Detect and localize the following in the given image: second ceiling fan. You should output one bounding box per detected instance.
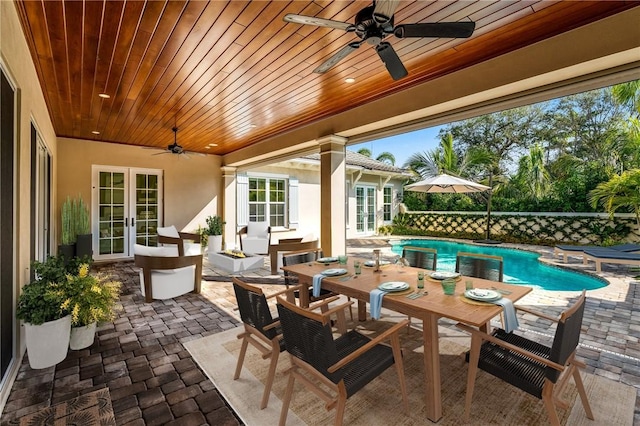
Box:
[284,0,475,81]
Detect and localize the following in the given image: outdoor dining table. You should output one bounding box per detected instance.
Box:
[281,257,532,422]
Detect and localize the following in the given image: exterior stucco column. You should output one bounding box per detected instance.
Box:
[221,166,237,250]
[318,136,347,256]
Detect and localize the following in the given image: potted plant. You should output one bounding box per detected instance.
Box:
[17,255,73,369]
[59,196,76,262]
[74,195,93,260]
[205,215,225,254]
[65,263,121,350]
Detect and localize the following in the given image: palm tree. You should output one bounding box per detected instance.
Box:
[376,152,396,165]
[403,133,462,179]
[588,168,640,228]
[357,148,372,157]
[513,144,550,200]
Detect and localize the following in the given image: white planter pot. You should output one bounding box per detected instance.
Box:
[208,235,223,254]
[70,322,97,350]
[24,315,71,369]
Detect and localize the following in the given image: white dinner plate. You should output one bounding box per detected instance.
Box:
[317,257,338,264]
[464,289,502,302]
[429,271,461,280]
[321,268,348,277]
[363,260,391,267]
[378,281,410,292]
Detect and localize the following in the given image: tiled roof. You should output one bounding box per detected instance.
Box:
[303,150,407,174]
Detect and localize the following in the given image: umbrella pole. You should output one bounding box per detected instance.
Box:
[475,172,500,244]
[485,187,493,240]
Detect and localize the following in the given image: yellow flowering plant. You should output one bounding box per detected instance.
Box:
[62,263,121,327]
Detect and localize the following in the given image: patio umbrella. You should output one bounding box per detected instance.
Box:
[404,173,499,244]
[405,173,490,193]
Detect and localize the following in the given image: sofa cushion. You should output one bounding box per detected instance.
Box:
[157,225,180,238]
[247,221,269,238]
[134,244,179,257]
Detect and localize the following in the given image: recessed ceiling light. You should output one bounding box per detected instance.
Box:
[91,131,100,135]
[249,124,257,128]
[208,143,218,147]
[98,93,110,99]
[345,78,355,83]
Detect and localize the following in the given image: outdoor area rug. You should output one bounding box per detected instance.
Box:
[9,388,115,426]
[185,322,636,426]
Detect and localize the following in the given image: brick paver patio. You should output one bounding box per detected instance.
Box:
[1,238,639,425]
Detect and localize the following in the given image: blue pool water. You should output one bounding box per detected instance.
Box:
[390,239,606,291]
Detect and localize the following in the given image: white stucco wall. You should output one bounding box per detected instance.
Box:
[247,163,405,241]
[57,138,223,241]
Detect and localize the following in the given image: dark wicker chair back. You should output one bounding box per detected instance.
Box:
[402,246,437,270]
[276,297,343,383]
[282,248,323,287]
[455,251,504,282]
[232,278,278,341]
[546,291,587,382]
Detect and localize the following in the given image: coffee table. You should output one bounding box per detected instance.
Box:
[208,251,264,273]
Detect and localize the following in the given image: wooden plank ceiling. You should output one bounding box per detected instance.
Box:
[14,0,637,156]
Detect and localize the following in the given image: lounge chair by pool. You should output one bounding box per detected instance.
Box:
[582,248,640,272]
[554,243,640,263]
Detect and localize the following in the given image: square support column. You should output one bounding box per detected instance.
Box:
[221,166,237,250]
[318,136,347,256]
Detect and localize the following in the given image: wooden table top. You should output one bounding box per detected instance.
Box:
[282,257,532,327]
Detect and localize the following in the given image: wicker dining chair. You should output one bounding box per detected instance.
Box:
[455,251,504,282]
[231,277,295,409]
[457,290,593,425]
[282,248,326,300]
[402,246,437,270]
[282,248,353,320]
[275,296,409,426]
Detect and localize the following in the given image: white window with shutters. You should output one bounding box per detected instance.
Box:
[237,173,298,231]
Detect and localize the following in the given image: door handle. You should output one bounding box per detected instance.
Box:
[125,218,128,227]
[131,217,135,227]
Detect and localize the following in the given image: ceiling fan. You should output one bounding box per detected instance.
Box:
[153,127,195,158]
[283,0,475,80]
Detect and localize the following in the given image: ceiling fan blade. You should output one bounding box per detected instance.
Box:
[394,22,476,39]
[373,0,400,24]
[376,42,407,81]
[314,42,361,74]
[283,14,353,31]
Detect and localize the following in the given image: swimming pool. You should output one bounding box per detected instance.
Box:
[390,239,606,291]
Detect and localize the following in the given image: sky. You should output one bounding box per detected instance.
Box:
[350,125,444,168]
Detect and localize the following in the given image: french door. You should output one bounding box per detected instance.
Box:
[0,68,16,391]
[92,166,163,260]
[355,186,376,234]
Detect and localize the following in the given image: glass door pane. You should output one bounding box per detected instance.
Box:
[356,187,365,232]
[134,172,159,246]
[366,187,376,233]
[97,171,127,256]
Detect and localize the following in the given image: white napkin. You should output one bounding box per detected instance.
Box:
[369,289,386,320]
[312,274,325,298]
[492,297,519,333]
